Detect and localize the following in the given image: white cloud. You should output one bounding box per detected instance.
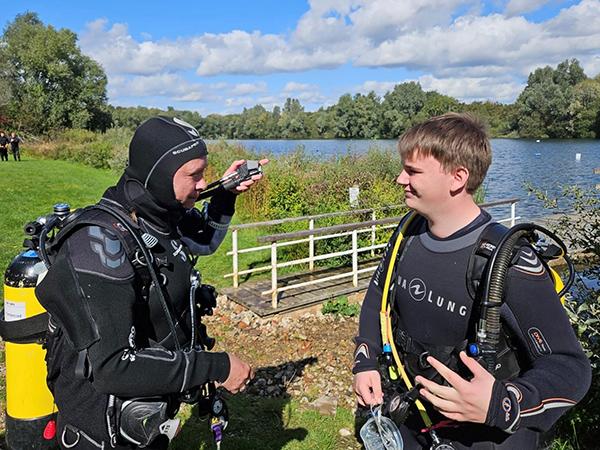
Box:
[230,82,268,95]
[225,96,256,107]
[504,0,550,17]
[349,0,475,39]
[80,19,196,76]
[283,82,316,93]
[580,54,600,78]
[81,2,600,81]
[418,74,525,103]
[79,0,600,109]
[107,74,215,103]
[355,81,400,96]
[544,0,600,37]
[356,14,537,71]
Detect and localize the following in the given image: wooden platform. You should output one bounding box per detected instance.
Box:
[220,262,376,317]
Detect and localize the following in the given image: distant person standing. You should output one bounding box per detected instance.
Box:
[0,132,8,161]
[9,132,21,161]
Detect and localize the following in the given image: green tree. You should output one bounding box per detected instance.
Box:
[0,75,12,125]
[311,107,333,138]
[197,114,226,138]
[239,105,271,138]
[353,92,382,139]
[417,91,460,121]
[0,13,111,133]
[381,82,426,138]
[333,93,355,138]
[278,98,307,138]
[461,101,516,137]
[570,78,600,138]
[515,59,588,138]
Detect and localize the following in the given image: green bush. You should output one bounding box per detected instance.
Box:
[322,296,360,317]
[103,127,131,171]
[268,175,309,218]
[56,128,97,144]
[75,141,113,168]
[527,185,600,449]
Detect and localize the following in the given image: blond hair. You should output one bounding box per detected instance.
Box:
[398,112,492,193]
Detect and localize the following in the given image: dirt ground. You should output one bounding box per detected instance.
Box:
[206,295,361,410]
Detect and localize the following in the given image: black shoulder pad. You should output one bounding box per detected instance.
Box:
[51,207,140,261]
[67,226,134,279]
[46,207,141,280]
[466,222,509,300]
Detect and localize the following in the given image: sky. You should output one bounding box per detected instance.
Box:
[3,0,600,115]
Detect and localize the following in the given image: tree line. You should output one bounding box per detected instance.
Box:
[1,13,600,140]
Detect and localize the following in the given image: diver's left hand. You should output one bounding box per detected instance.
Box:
[222,159,269,193]
[414,351,495,424]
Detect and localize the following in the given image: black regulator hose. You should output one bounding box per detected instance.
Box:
[477,222,574,373]
[478,226,529,372]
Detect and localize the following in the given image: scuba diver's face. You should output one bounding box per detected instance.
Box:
[397,153,455,215]
[173,157,208,209]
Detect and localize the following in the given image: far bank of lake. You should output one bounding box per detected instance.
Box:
[208,138,600,220]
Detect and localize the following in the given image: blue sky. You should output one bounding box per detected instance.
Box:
[3,1,599,115]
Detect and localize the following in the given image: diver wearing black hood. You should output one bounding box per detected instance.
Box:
[36,117,261,449]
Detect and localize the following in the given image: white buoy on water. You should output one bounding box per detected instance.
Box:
[576,153,582,161]
[536,139,540,143]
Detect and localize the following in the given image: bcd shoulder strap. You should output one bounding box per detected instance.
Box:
[466,221,510,301]
[0,205,143,345]
[43,203,156,380]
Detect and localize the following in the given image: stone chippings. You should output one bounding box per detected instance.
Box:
[206,295,361,412]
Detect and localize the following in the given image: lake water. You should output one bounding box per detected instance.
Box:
[210,138,600,220]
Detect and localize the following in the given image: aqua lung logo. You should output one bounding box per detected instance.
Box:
[408,278,427,301]
[502,396,512,422]
[398,275,468,317]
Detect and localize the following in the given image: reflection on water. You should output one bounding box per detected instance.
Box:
[210,138,600,220]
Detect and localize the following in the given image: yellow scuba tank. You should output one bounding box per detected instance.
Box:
[549,267,566,304]
[1,204,75,449]
[1,252,56,449]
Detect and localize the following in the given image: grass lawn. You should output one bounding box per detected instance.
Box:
[172,398,359,450]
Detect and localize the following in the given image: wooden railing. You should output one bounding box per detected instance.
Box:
[225,198,521,308]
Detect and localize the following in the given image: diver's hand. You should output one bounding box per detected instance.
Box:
[353,370,384,407]
[415,351,495,423]
[222,159,269,193]
[218,353,254,394]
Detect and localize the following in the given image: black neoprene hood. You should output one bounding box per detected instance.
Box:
[125,116,208,208]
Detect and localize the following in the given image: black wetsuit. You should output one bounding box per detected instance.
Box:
[36,174,237,449]
[10,136,20,161]
[354,211,591,449]
[0,135,8,161]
